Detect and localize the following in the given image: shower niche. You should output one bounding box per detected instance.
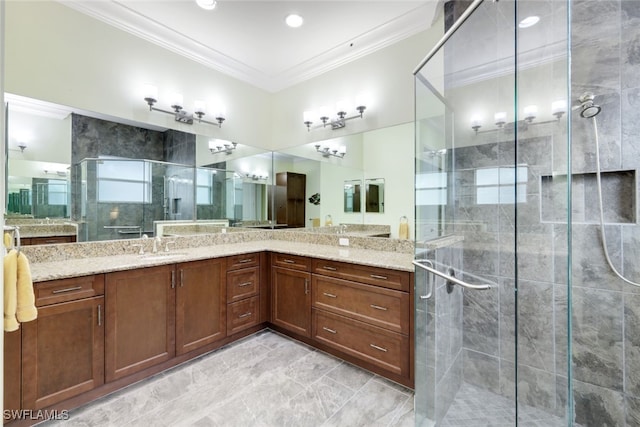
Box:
[541,169,636,223]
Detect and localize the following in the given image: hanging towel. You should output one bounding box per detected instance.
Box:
[4,250,19,332]
[16,252,37,323]
[4,232,12,249]
[399,222,410,239]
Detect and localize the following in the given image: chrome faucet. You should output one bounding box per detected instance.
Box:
[153,236,162,253]
[338,224,347,234]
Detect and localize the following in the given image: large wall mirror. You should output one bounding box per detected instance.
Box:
[5,94,415,241]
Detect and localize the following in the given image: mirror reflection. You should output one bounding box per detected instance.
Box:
[6,94,415,241]
[344,179,362,213]
[365,178,385,213]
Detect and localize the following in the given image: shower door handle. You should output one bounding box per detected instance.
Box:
[413,259,492,294]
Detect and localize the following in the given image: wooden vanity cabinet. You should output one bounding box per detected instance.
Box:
[226,253,261,335]
[105,265,175,382]
[176,258,227,355]
[22,275,105,410]
[4,329,22,423]
[310,259,413,386]
[271,253,312,338]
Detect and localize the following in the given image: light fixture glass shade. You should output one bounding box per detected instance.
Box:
[470,115,482,127]
[214,104,226,119]
[523,105,538,119]
[143,84,158,101]
[338,145,347,154]
[194,100,206,114]
[551,100,567,116]
[170,93,184,109]
[303,111,314,123]
[355,93,370,109]
[336,99,349,115]
[319,105,330,120]
[494,111,507,125]
[208,139,217,150]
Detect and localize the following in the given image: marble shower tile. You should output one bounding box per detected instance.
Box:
[463,349,500,395]
[573,379,625,427]
[462,282,500,356]
[621,87,640,170]
[624,293,640,397]
[571,224,626,292]
[499,362,557,414]
[572,287,624,391]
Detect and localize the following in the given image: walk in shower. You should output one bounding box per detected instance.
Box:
[414,0,640,425]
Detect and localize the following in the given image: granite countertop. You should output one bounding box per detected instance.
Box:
[29,240,414,283]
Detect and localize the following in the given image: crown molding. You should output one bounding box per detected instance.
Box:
[58,1,435,93]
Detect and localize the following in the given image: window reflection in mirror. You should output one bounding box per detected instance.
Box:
[344,179,362,213]
[365,178,385,213]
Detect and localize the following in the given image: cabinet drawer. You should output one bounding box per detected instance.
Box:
[227,253,260,270]
[272,253,311,271]
[313,309,409,377]
[35,274,105,306]
[227,267,259,302]
[312,259,410,292]
[312,275,409,334]
[227,296,259,335]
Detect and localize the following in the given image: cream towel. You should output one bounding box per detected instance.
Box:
[399,222,409,240]
[311,218,320,228]
[4,232,12,249]
[4,250,19,332]
[16,252,37,323]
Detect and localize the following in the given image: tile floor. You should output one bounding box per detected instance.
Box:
[42,330,415,427]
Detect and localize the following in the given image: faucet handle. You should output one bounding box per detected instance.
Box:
[131,243,145,255]
[164,241,176,252]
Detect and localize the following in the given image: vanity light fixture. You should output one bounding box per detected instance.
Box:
[304,94,368,131]
[551,100,567,119]
[17,141,27,152]
[472,100,567,134]
[470,116,482,134]
[209,139,237,154]
[314,143,347,159]
[523,105,538,123]
[142,84,226,128]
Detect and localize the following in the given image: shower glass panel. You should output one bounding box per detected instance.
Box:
[414,0,570,425]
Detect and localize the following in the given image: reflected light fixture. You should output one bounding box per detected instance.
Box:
[518,16,540,28]
[472,100,567,134]
[143,84,226,127]
[551,100,567,119]
[470,116,482,134]
[523,105,538,123]
[304,94,368,131]
[209,139,237,154]
[314,144,347,159]
[17,141,27,152]
[196,0,217,10]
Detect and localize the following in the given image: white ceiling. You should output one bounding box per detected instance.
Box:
[60,0,440,92]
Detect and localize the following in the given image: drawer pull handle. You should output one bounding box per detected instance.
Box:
[370,344,388,352]
[171,271,176,289]
[305,279,309,295]
[370,304,388,311]
[97,304,102,327]
[370,274,388,280]
[283,259,295,264]
[51,286,83,294]
[238,312,252,318]
[238,259,253,263]
[322,326,337,334]
[180,270,184,287]
[323,266,337,271]
[238,282,253,287]
[323,292,337,298]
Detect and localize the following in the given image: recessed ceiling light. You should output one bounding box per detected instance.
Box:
[285,14,304,28]
[196,0,217,11]
[518,16,540,28]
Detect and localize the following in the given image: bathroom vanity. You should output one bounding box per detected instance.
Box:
[4,235,413,425]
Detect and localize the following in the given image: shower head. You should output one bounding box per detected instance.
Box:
[578,92,601,118]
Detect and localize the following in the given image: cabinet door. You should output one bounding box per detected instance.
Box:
[22,296,104,409]
[176,259,226,355]
[105,265,175,382]
[5,329,21,421]
[271,266,311,337]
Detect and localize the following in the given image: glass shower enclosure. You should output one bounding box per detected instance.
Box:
[414,0,571,425]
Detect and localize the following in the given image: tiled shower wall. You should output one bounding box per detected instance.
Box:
[71,114,197,240]
[569,1,640,425]
[442,0,640,424]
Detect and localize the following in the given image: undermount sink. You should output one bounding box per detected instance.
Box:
[139,252,189,261]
